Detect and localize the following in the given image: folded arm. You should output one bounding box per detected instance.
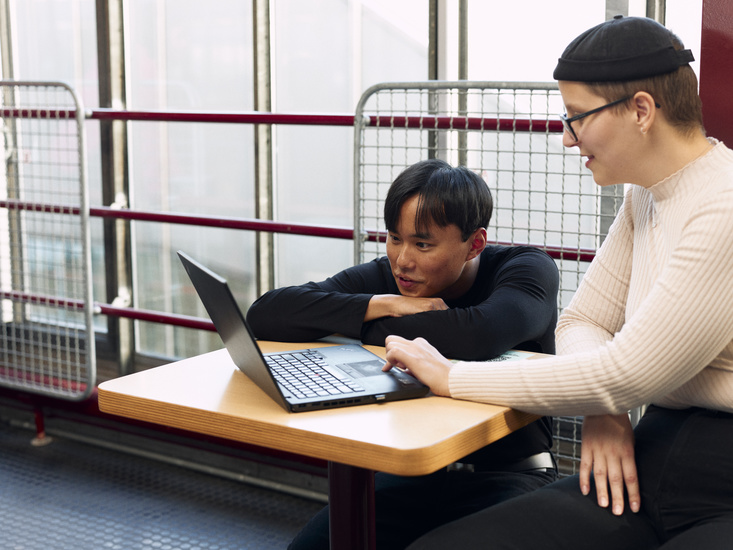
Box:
[362,247,559,360]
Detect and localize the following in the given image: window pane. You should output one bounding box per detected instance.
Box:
[126,0,255,358]
[465,1,702,82]
[272,0,428,287]
[466,1,607,82]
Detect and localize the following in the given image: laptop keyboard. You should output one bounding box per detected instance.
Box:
[265,350,366,400]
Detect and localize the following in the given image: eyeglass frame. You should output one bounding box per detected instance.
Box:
[559,96,632,142]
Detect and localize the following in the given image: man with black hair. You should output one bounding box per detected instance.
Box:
[247,158,560,550]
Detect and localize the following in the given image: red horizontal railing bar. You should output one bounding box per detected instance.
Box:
[91,110,564,133]
[0,365,88,392]
[0,199,81,216]
[0,107,355,126]
[0,107,564,133]
[0,199,355,240]
[0,289,85,311]
[539,243,596,263]
[93,110,565,133]
[359,231,595,263]
[96,303,216,332]
[0,199,81,215]
[370,115,564,133]
[482,241,594,263]
[0,289,216,332]
[91,206,357,240]
[0,108,76,119]
[90,108,357,126]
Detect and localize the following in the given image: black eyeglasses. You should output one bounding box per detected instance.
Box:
[560,96,632,142]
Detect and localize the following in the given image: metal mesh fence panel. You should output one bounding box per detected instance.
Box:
[354,81,625,475]
[0,81,95,400]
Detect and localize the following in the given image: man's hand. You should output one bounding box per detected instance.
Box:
[364,294,448,322]
[382,335,452,396]
[580,414,640,516]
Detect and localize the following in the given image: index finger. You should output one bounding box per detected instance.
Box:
[382,335,409,371]
[579,447,593,496]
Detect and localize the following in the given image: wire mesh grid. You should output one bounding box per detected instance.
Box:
[0,81,95,400]
[354,81,625,475]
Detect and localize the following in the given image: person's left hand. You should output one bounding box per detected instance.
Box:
[382,335,452,396]
[580,413,640,516]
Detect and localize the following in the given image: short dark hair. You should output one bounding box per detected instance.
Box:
[384,159,493,242]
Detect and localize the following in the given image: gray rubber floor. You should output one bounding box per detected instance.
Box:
[0,423,323,549]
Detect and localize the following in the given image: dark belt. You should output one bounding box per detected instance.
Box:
[446,451,556,474]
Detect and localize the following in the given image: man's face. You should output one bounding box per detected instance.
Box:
[386,194,476,300]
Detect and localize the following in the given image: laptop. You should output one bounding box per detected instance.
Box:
[177,251,429,412]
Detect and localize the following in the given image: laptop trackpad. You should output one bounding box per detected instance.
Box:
[336,360,385,379]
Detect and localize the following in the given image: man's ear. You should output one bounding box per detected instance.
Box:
[466,228,487,261]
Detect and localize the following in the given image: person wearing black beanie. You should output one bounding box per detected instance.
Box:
[381,16,733,550]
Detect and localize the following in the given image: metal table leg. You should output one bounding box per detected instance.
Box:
[328,461,376,550]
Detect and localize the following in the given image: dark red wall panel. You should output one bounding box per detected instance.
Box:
[700,0,733,145]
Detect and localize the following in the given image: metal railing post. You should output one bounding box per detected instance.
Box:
[96,0,134,375]
[0,1,23,327]
[253,0,275,295]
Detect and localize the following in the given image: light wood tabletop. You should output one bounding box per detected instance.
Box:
[97,342,539,476]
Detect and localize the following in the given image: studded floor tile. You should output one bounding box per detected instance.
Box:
[0,424,323,549]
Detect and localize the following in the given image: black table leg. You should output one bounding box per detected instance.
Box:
[328,461,376,550]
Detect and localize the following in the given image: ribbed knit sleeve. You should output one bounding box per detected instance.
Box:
[449,141,733,416]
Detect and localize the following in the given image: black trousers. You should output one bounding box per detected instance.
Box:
[288,466,555,550]
[407,406,733,550]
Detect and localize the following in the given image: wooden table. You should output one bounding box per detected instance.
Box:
[98,341,540,550]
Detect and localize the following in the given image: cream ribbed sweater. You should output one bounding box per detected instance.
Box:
[450,139,733,416]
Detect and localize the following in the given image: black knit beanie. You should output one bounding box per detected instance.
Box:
[553,15,694,82]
